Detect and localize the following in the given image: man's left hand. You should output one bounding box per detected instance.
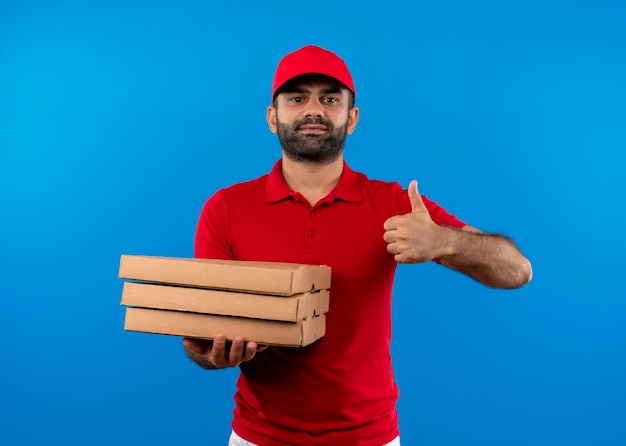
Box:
[383,180,447,264]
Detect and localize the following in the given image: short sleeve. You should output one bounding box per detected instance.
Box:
[194,190,235,260]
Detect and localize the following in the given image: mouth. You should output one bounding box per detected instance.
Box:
[297,124,327,134]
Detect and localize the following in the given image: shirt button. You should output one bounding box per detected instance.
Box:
[309,230,315,238]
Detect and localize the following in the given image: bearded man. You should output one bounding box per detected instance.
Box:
[183,45,532,446]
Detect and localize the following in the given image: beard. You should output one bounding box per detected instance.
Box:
[276,116,348,165]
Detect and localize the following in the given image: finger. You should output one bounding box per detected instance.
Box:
[242,342,266,362]
[383,226,397,242]
[386,240,399,255]
[242,342,257,362]
[408,180,427,213]
[212,334,226,351]
[383,217,394,231]
[228,337,245,365]
[209,334,227,363]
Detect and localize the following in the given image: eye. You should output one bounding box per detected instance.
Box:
[323,97,338,104]
[289,96,304,103]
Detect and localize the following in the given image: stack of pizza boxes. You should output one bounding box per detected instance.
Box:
[119,255,330,347]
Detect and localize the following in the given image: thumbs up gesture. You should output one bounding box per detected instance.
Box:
[383,180,447,264]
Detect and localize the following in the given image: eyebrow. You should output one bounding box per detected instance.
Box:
[283,85,343,95]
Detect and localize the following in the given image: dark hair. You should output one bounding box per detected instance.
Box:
[273,74,355,109]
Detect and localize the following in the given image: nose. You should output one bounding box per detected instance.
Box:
[303,97,324,119]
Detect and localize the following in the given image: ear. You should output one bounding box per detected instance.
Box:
[267,105,278,134]
[346,106,359,135]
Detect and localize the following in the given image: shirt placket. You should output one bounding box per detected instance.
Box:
[304,206,318,250]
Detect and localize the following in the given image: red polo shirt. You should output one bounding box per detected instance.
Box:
[195,160,465,445]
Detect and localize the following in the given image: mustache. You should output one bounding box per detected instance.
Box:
[294,118,334,130]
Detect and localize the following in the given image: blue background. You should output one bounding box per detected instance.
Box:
[1,1,625,445]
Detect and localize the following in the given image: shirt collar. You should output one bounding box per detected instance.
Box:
[266,159,362,204]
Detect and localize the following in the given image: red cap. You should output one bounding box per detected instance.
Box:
[271,45,355,101]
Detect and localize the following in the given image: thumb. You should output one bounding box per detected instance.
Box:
[408,180,427,213]
[183,337,208,354]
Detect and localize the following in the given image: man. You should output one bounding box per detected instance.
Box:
[183,45,532,446]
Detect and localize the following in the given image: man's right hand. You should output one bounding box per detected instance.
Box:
[182,335,268,369]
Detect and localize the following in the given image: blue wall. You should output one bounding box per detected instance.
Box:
[2,1,625,444]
